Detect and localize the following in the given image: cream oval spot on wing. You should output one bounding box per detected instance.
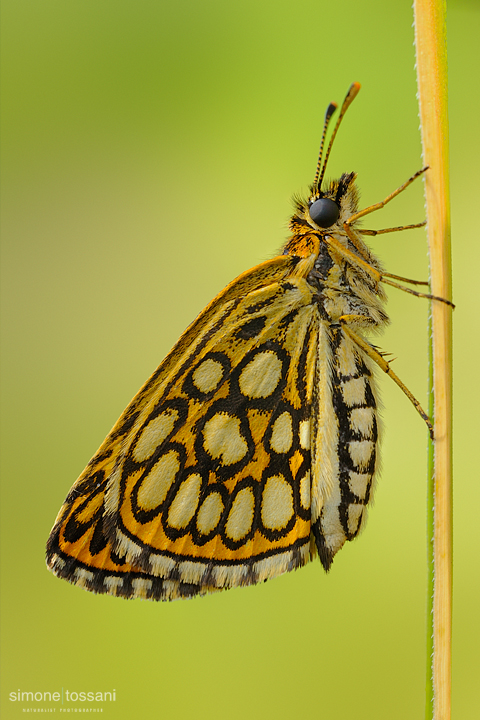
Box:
[270,412,293,454]
[136,450,180,510]
[299,420,310,450]
[238,351,283,398]
[133,409,179,462]
[167,473,202,529]
[224,487,255,541]
[192,358,225,394]
[299,471,311,510]
[261,474,294,530]
[203,412,248,465]
[196,492,224,535]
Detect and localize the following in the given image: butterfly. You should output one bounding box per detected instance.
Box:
[46,82,451,601]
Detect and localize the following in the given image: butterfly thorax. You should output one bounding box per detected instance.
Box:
[283,173,389,330]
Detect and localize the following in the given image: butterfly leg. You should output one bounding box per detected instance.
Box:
[339,168,427,256]
[345,167,428,226]
[322,234,454,307]
[381,272,429,286]
[339,319,434,439]
[323,233,382,285]
[380,277,455,307]
[359,221,426,236]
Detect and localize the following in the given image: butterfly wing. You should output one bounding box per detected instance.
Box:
[47,254,323,600]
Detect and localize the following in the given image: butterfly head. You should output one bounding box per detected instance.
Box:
[288,171,360,244]
[305,171,359,230]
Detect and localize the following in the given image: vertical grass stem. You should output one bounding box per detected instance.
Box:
[413,1,453,719]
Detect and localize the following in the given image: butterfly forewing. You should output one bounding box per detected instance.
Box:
[47,260,336,600]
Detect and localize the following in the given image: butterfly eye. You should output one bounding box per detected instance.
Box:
[309,197,340,228]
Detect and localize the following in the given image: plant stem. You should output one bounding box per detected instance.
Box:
[413,1,453,719]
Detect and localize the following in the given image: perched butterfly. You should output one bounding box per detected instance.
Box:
[46,83,451,601]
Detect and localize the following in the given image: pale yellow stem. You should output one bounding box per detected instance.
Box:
[413,2,453,720]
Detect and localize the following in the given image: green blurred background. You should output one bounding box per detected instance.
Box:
[1,1,478,718]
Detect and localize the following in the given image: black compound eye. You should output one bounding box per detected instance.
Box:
[309,197,340,228]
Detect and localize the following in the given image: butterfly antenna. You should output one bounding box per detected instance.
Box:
[317,82,361,191]
[312,101,338,195]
